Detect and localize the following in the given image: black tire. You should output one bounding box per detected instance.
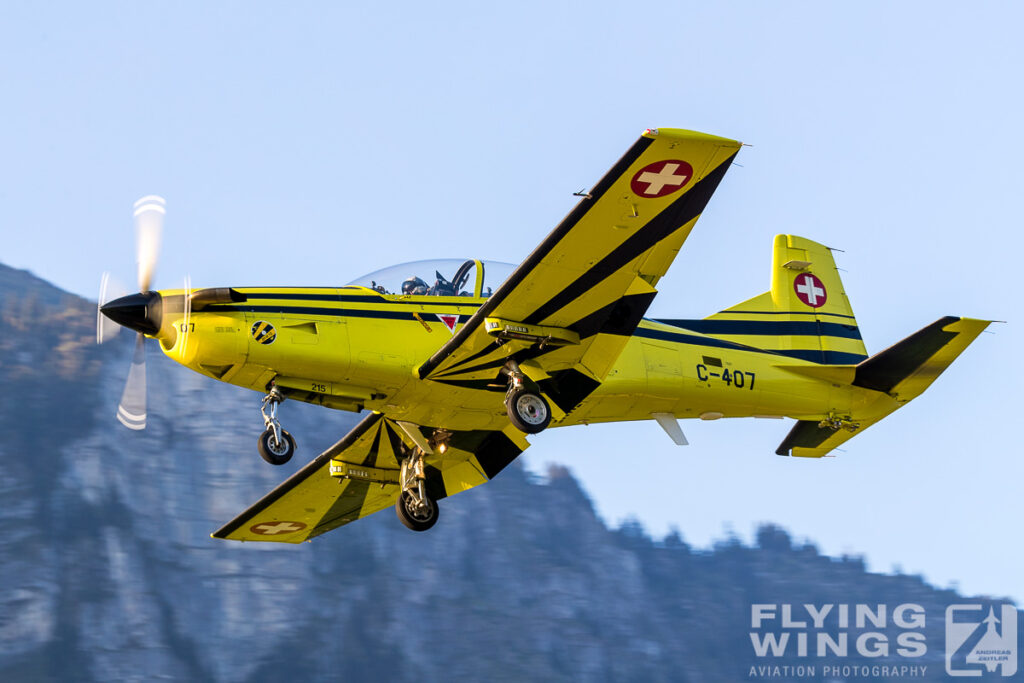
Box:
[506,389,551,434]
[395,490,439,532]
[257,428,296,465]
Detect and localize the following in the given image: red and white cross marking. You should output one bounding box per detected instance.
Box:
[793,273,827,308]
[436,314,458,335]
[250,521,307,536]
[630,160,694,198]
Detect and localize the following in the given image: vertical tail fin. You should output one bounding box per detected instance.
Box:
[666,235,869,364]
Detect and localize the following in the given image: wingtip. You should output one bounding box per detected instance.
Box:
[642,127,742,147]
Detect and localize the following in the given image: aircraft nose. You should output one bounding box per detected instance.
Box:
[100,291,163,335]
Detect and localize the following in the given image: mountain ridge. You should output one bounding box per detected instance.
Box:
[0,262,1018,683]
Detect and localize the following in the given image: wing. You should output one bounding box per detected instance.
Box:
[418,128,741,415]
[212,412,529,543]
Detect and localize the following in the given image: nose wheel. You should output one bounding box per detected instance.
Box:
[258,387,296,465]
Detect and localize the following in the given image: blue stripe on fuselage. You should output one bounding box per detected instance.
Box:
[633,326,867,365]
[655,318,862,340]
[202,299,867,365]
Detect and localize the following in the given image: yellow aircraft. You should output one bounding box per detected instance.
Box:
[97,128,989,543]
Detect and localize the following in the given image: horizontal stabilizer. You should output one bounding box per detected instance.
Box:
[851,316,989,400]
[774,416,898,458]
[776,316,990,457]
[776,420,845,457]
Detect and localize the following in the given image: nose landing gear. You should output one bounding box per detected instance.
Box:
[258,387,296,465]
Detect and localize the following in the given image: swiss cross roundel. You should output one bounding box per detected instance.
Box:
[630,160,694,198]
[250,521,307,536]
[794,273,827,308]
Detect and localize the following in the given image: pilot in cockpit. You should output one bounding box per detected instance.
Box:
[401,266,471,296]
[401,276,429,296]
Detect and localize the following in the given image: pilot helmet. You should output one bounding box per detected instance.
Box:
[401,276,428,295]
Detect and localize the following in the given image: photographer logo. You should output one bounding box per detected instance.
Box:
[946,604,1017,677]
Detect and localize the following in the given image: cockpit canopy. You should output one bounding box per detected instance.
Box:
[346,259,515,299]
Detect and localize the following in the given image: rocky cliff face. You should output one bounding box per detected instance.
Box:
[0,264,1018,683]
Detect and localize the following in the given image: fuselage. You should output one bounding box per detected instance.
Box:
[151,285,895,432]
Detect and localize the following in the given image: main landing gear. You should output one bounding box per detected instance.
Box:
[396,447,439,531]
[502,361,551,434]
[258,387,296,465]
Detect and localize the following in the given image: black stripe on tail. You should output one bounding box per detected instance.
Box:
[852,316,959,393]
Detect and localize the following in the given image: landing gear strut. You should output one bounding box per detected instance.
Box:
[503,361,551,434]
[395,448,439,531]
[258,386,296,465]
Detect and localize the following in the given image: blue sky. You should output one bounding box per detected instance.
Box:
[2,3,1021,600]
